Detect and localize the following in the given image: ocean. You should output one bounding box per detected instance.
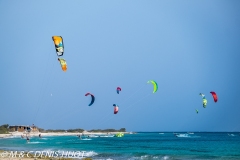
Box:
[0,132,240,160]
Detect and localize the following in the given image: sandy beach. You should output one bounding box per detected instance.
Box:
[0,131,131,138]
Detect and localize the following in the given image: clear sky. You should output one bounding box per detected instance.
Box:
[0,0,240,132]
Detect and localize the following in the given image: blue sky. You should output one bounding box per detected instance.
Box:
[0,0,239,132]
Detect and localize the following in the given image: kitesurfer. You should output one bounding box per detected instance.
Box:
[26,136,30,143]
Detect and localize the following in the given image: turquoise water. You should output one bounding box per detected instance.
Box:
[0,132,240,159]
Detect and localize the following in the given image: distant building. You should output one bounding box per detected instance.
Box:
[8,125,39,132]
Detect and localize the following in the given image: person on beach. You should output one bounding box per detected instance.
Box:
[39,134,42,138]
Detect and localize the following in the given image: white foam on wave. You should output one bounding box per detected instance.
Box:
[82,138,92,140]
[175,134,201,138]
[99,135,114,137]
[3,136,20,139]
[162,155,170,160]
[94,155,171,160]
[93,159,112,160]
[83,151,98,157]
[175,134,190,138]
[28,142,46,144]
[136,155,170,160]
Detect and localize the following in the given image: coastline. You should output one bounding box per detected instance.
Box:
[0,131,131,138]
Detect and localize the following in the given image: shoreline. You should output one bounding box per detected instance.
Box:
[0,131,132,138]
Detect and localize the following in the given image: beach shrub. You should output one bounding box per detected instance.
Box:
[0,124,9,134]
[45,128,84,133]
[45,129,66,132]
[119,128,126,132]
[38,127,46,133]
[67,128,84,133]
[89,128,126,132]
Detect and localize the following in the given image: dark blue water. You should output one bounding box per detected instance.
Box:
[0,132,240,159]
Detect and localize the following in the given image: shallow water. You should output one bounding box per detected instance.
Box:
[1,132,240,159]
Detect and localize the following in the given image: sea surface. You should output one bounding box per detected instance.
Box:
[0,132,240,160]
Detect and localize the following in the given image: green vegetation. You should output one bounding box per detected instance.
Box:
[0,124,126,134]
[89,128,126,132]
[0,124,9,134]
[44,128,125,133]
[38,127,46,133]
[44,128,84,133]
[45,129,67,132]
[67,128,84,133]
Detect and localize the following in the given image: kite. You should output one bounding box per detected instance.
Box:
[85,93,95,106]
[116,87,121,94]
[199,93,207,108]
[210,91,218,102]
[115,133,124,137]
[147,80,158,93]
[52,36,64,56]
[196,109,199,114]
[113,104,119,114]
[58,58,67,72]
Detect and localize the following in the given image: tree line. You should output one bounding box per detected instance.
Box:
[0,124,126,134]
